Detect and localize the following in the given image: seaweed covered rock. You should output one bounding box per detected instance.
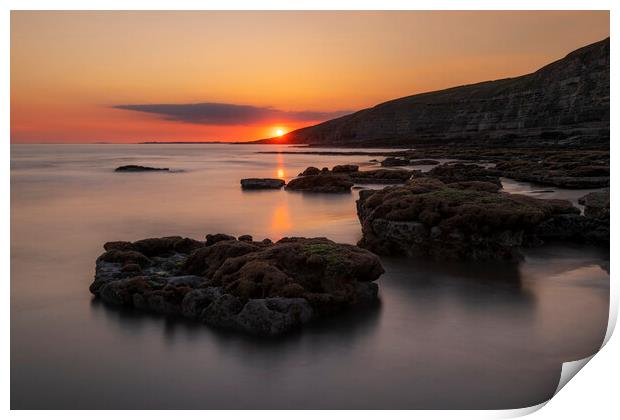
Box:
[579,190,610,218]
[410,159,440,165]
[356,178,582,260]
[332,164,359,173]
[298,166,321,176]
[381,157,410,167]
[349,169,418,184]
[286,174,353,193]
[90,235,384,336]
[426,163,501,186]
[495,153,610,189]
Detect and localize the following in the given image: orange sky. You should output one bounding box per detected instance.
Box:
[10,11,609,143]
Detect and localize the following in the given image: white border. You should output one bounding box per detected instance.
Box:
[2,1,617,418]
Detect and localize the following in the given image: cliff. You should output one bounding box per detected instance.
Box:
[260,38,609,148]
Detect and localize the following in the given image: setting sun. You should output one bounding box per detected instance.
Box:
[276,129,285,137]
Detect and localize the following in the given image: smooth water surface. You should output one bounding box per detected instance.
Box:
[11,144,609,409]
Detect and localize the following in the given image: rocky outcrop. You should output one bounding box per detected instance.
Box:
[115,165,169,172]
[332,164,359,173]
[381,157,410,167]
[356,178,586,260]
[299,166,322,176]
[579,190,609,218]
[290,165,417,186]
[410,159,440,165]
[349,168,417,184]
[259,38,609,148]
[494,153,609,188]
[240,178,285,190]
[385,147,609,189]
[90,235,384,336]
[285,174,353,193]
[426,163,501,186]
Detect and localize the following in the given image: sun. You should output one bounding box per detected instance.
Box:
[275,128,285,137]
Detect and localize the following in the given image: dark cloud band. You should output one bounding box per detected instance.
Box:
[113,102,349,125]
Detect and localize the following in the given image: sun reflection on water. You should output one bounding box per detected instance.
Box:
[271,203,292,238]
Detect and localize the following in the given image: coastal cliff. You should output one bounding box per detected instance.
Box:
[260,38,609,148]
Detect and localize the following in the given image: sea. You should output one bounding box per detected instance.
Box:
[10,144,609,409]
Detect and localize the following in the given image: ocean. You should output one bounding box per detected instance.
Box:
[10,144,609,409]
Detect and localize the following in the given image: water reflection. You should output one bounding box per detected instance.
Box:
[271,203,292,236]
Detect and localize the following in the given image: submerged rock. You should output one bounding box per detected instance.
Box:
[240,178,285,190]
[115,165,169,172]
[356,177,585,260]
[90,235,383,336]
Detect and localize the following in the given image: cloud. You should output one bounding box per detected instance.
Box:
[112,102,350,125]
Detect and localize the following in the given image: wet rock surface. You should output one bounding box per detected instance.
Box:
[115,165,170,172]
[240,178,285,189]
[355,177,602,261]
[90,235,384,336]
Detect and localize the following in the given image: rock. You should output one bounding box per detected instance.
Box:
[445,181,501,193]
[495,158,610,189]
[90,235,384,336]
[238,234,253,242]
[299,166,321,176]
[132,236,183,256]
[236,298,314,336]
[205,233,236,246]
[381,157,409,167]
[356,177,581,260]
[410,159,440,165]
[349,169,417,184]
[427,163,501,186]
[115,165,169,172]
[97,249,151,267]
[104,241,135,251]
[285,175,353,193]
[199,293,244,329]
[240,178,285,190]
[184,239,261,277]
[181,287,223,319]
[578,190,610,218]
[332,164,359,173]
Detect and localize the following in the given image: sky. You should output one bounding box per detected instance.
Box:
[11,11,609,144]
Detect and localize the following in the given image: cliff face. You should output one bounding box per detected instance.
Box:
[265,38,609,147]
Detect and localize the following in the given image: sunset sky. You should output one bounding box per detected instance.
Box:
[11,11,609,143]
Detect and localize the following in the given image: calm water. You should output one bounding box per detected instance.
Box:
[11,144,609,409]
